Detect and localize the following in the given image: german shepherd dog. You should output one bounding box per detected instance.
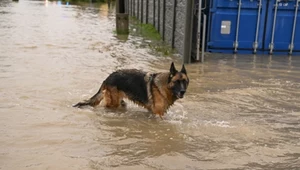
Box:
[73,62,189,119]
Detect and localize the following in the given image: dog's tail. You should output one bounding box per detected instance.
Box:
[73,84,104,108]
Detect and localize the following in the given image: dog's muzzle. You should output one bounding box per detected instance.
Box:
[176,90,185,99]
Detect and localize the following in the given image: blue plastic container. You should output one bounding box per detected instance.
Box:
[207,0,268,54]
[264,0,300,55]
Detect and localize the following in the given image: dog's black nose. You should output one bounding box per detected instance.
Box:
[180,90,185,96]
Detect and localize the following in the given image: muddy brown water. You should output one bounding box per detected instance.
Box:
[1,1,300,170]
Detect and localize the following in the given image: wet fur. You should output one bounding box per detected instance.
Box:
[73,62,189,118]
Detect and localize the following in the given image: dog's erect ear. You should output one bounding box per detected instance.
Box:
[169,62,177,75]
[181,64,187,74]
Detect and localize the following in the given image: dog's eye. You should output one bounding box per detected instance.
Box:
[181,80,188,84]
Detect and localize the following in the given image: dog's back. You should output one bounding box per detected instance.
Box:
[73,69,149,108]
[103,69,148,104]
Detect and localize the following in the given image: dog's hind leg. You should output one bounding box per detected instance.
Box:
[102,86,125,108]
[73,86,104,108]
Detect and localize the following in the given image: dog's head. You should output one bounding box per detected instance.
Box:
[168,62,189,99]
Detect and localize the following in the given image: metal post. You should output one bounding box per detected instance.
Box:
[183,0,194,64]
[171,0,177,48]
[234,0,242,53]
[196,0,203,61]
[116,0,129,34]
[289,0,299,55]
[270,0,279,54]
[116,0,126,13]
[253,0,262,54]
[201,14,207,63]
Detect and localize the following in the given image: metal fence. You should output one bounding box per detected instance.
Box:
[126,0,187,57]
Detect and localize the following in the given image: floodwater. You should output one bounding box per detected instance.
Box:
[1,1,300,170]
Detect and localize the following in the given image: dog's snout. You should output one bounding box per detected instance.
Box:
[180,90,186,95]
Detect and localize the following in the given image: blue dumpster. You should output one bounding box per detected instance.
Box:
[207,0,268,54]
[264,0,300,55]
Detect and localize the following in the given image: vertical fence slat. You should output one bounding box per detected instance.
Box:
[131,0,133,16]
[126,0,128,14]
[158,0,160,33]
[153,0,156,28]
[137,0,140,20]
[128,0,130,14]
[146,0,148,23]
[162,0,165,41]
[171,0,177,48]
[124,0,127,14]
[129,0,131,15]
[141,0,144,23]
[133,0,135,17]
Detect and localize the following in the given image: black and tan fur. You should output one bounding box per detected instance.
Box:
[73,62,189,119]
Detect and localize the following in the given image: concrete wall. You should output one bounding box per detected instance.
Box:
[127,0,187,56]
